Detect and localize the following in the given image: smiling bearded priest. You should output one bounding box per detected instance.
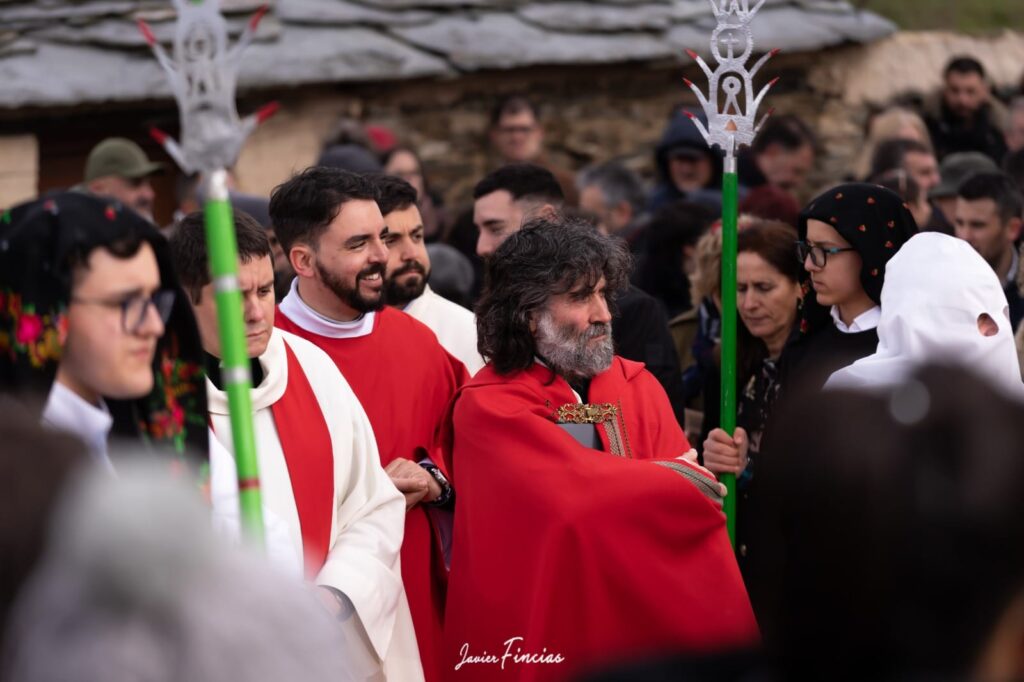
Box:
[270,167,468,682]
[170,211,423,681]
[441,217,758,682]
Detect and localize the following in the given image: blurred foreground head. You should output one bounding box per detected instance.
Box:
[2,462,357,682]
[0,405,86,641]
[753,365,1024,681]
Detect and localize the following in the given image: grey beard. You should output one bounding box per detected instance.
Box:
[535,311,614,380]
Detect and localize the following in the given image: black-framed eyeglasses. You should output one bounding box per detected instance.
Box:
[71,289,176,334]
[796,241,857,268]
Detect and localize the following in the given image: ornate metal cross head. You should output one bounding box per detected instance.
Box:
[682,0,778,168]
[138,0,277,175]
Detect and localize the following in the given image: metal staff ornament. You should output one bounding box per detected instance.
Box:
[140,0,276,543]
[138,0,278,174]
[682,0,778,546]
[682,0,777,172]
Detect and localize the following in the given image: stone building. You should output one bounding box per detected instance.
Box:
[1,0,1022,222]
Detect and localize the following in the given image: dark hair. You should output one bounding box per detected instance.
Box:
[490,95,539,127]
[476,216,632,375]
[752,364,1024,679]
[738,220,801,287]
[576,161,646,215]
[472,163,565,205]
[872,168,924,205]
[381,144,421,169]
[869,138,933,180]
[752,114,817,154]
[1002,148,1024,197]
[66,231,146,278]
[637,200,715,315]
[736,220,801,382]
[373,174,418,217]
[945,55,986,79]
[739,185,801,226]
[170,210,271,303]
[268,167,377,254]
[957,171,1024,223]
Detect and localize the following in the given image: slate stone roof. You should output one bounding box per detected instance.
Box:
[0,0,895,109]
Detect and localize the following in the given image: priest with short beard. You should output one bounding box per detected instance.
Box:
[269,167,468,682]
[441,217,758,681]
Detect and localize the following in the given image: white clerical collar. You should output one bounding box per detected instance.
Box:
[278,277,375,339]
[830,305,881,334]
[42,381,114,469]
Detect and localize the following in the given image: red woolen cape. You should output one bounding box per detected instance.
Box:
[277,306,467,682]
[441,358,758,681]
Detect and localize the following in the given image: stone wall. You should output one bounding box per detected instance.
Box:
[236,30,1024,212]
[235,56,822,209]
[0,134,38,208]
[6,29,1017,217]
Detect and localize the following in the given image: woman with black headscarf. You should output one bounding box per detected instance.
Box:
[702,183,917,592]
[780,182,918,391]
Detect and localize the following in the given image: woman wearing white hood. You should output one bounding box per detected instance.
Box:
[826,232,1024,398]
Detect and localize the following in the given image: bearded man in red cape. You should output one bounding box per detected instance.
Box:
[442,217,758,681]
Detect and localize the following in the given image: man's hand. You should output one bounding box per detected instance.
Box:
[702,427,750,476]
[385,458,441,511]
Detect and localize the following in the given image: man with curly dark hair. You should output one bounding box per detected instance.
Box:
[441,216,757,682]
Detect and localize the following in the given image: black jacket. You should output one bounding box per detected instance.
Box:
[612,286,687,427]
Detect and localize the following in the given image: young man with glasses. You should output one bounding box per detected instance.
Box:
[784,183,918,393]
[0,192,208,467]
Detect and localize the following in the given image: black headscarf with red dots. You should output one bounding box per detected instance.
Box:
[796,183,918,336]
[0,192,208,462]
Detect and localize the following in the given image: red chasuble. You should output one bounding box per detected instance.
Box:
[441,358,758,682]
[277,306,467,682]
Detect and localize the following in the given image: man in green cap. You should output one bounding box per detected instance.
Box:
[83,137,165,223]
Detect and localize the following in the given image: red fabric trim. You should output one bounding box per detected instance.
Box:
[272,341,335,578]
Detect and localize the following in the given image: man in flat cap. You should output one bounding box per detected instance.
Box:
[83,137,164,223]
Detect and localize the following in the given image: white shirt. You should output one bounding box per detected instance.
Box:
[42,381,114,470]
[830,305,881,334]
[278,278,374,339]
[404,285,485,375]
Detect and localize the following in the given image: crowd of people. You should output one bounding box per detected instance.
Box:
[3,52,1024,681]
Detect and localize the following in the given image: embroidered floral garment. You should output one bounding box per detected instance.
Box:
[0,193,207,462]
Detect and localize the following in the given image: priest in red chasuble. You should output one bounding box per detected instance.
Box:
[269,167,467,682]
[442,217,758,681]
[170,211,423,681]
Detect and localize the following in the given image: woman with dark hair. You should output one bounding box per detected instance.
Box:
[703,185,917,571]
[382,145,447,242]
[701,220,802,571]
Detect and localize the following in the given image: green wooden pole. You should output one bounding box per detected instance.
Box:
[720,165,739,547]
[205,170,264,543]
